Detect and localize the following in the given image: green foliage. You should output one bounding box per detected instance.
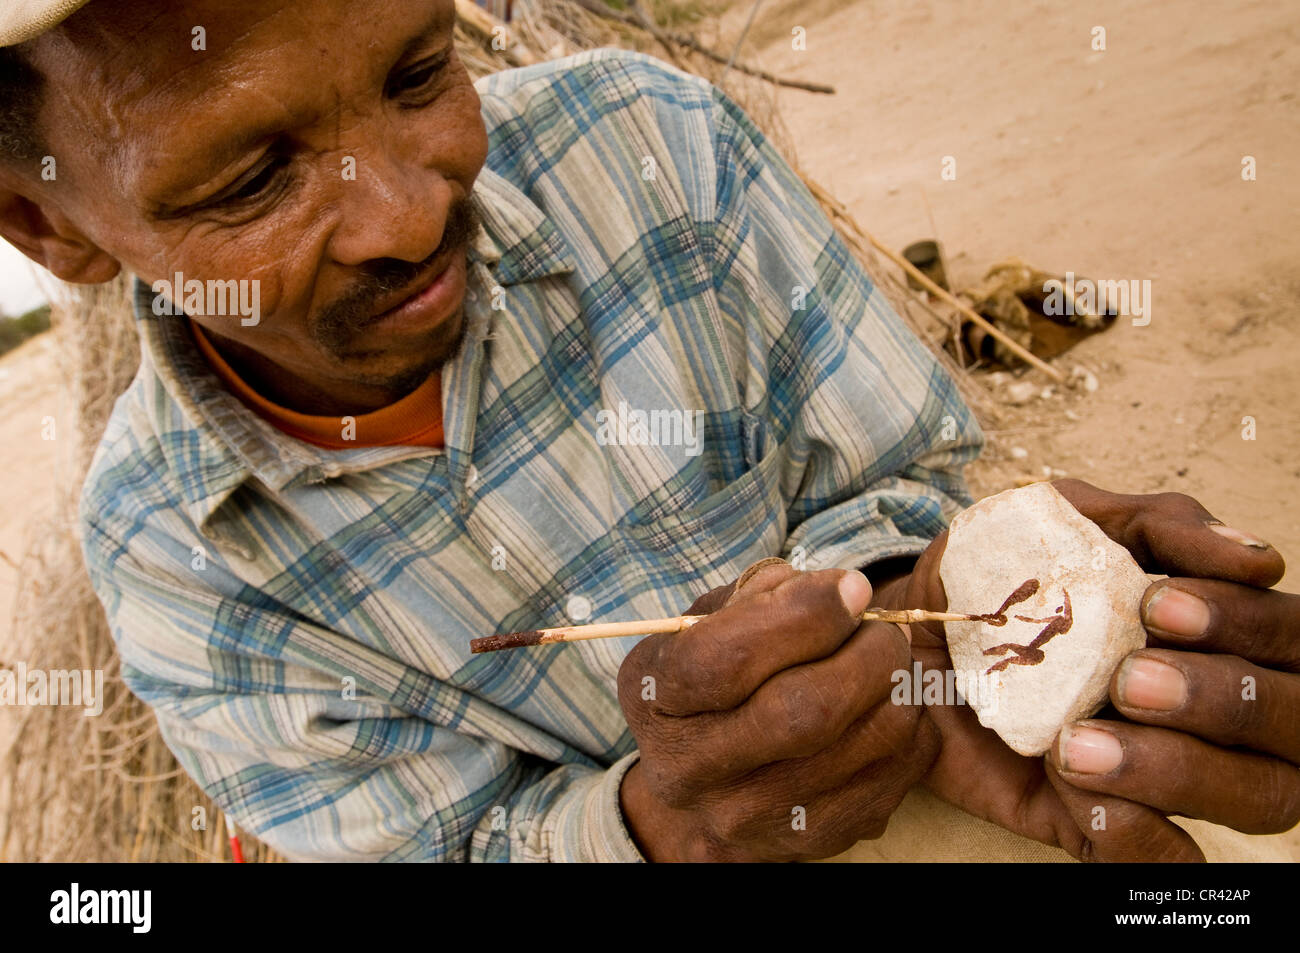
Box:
[0,302,51,356]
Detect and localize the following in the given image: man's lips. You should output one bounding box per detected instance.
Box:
[364,253,453,325]
[360,251,467,336]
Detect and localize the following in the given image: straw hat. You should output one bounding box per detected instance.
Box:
[0,0,92,47]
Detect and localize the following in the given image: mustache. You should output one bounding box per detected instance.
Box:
[312,197,480,351]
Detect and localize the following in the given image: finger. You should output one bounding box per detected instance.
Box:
[1141,578,1300,672]
[1048,719,1300,835]
[682,558,794,616]
[789,726,941,859]
[907,530,951,644]
[718,621,915,776]
[754,727,941,862]
[683,585,735,617]
[1052,479,1285,587]
[650,568,873,714]
[744,694,923,796]
[725,557,796,605]
[914,668,1084,849]
[1044,765,1205,862]
[618,621,915,816]
[655,620,912,793]
[1111,648,1300,763]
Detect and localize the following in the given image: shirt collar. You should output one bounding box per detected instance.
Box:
[475,166,575,286]
[131,164,575,545]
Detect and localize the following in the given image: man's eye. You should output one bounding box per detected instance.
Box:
[397,65,438,92]
[221,158,286,205]
[389,53,450,98]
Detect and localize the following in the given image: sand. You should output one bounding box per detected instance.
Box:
[723,0,1299,578]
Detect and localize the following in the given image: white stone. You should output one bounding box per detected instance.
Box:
[1069,366,1100,393]
[940,483,1151,756]
[1004,380,1038,405]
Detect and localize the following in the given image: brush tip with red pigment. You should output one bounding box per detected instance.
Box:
[470,629,548,654]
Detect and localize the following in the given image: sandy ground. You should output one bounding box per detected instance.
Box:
[0,0,1296,858]
[725,0,1299,578]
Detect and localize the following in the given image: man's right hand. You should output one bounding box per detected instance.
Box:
[616,559,940,862]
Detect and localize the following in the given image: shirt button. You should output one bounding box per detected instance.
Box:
[565,595,593,622]
[466,464,478,487]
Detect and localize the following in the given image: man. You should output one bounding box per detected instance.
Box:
[1,0,1295,862]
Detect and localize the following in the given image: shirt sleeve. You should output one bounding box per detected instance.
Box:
[706,84,984,572]
[78,507,645,863]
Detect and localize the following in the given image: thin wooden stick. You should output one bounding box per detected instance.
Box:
[568,0,835,94]
[861,608,984,625]
[721,0,765,84]
[801,177,1066,382]
[658,25,835,94]
[470,608,984,653]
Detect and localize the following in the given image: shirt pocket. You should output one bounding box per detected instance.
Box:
[611,446,788,598]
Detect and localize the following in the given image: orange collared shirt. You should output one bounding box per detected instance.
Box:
[188,319,444,449]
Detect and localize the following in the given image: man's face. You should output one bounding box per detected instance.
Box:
[26,0,489,412]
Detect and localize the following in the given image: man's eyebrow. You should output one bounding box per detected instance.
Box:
[393,6,457,69]
[150,5,456,205]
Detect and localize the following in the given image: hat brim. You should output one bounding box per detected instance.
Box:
[1,0,94,47]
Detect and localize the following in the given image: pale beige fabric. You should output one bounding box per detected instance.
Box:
[0,0,91,47]
[825,787,1300,862]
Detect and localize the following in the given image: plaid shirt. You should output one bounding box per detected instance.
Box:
[79,49,982,861]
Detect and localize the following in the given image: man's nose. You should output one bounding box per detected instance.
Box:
[327,146,454,267]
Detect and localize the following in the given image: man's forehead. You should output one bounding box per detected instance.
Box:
[41,0,281,77]
[29,0,454,190]
[28,1,299,142]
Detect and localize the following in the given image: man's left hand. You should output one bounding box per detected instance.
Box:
[899,479,1300,861]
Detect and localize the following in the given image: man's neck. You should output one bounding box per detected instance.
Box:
[195,324,412,416]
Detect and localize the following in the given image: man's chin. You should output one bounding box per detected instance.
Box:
[333,308,467,395]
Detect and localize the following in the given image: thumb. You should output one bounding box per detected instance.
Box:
[682,557,792,616]
[723,556,795,607]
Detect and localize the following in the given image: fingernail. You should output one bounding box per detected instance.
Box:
[1208,522,1271,550]
[732,557,790,593]
[838,570,872,616]
[1143,586,1209,638]
[1118,655,1187,710]
[1059,725,1123,774]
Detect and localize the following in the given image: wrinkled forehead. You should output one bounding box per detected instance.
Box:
[23,0,452,181]
[32,0,300,101]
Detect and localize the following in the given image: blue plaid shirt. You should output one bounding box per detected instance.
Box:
[79,49,982,861]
